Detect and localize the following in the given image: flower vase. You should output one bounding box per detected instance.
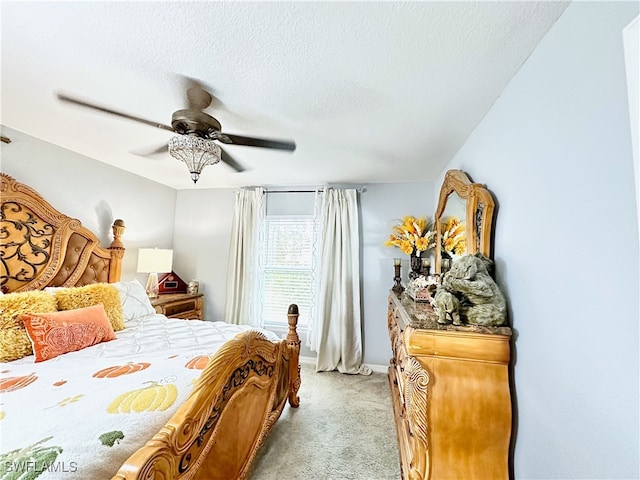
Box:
[409,252,422,280]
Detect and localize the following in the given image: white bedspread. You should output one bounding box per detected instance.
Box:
[0,315,279,479]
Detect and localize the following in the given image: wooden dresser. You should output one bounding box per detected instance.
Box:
[151,293,204,320]
[387,291,512,480]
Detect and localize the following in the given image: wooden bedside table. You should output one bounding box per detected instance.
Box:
[151,293,204,320]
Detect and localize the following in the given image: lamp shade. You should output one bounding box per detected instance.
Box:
[137,248,173,274]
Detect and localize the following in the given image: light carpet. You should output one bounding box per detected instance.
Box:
[248,363,401,480]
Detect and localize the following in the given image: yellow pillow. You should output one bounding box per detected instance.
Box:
[0,290,58,362]
[54,283,125,332]
[22,304,117,362]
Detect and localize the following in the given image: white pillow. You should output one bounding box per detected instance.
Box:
[113,279,155,322]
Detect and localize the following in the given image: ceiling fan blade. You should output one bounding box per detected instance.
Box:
[56,92,174,132]
[218,133,296,151]
[219,146,245,172]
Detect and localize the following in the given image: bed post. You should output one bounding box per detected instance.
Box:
[286,304,301,408]
[108,219,126,283]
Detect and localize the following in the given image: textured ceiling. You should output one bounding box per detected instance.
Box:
[1,1,569,189]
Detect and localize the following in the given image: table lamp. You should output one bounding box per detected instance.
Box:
[137,248,173,298]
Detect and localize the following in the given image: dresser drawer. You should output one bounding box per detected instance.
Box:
[152,294,204,320]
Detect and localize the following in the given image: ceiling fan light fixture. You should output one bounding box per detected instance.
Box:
[168,135,221,183]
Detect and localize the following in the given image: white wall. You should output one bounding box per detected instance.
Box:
[173,188,236,322]
[437,2,639,478]
[623,15,640,255]
[1,126,177,282]
[361,182,435,367]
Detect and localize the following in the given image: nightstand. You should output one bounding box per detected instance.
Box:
[151,293,204,320]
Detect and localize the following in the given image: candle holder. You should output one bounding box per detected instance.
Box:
[392,258,404,294]
[421,257,431,277]
[441,258,452,274]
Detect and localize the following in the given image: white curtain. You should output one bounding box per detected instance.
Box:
[224,187,264,326]
[307,188,371,375]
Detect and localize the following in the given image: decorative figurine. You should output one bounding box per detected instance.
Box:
[187,280,200,295]
[437,254,507,327]
[433,286,461,325]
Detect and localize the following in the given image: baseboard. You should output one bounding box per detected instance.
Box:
[368,363,389,374]
[299,356,316,365]
[299,356,388,375]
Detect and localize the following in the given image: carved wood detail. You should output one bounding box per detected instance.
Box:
[113,313,301,480]
[286,304,301,407]
[404,355,430,480]
[434,169,495,274]
[0,200,55,290]
[0,173,125,291]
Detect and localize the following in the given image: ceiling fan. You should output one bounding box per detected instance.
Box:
[56,79,296,182]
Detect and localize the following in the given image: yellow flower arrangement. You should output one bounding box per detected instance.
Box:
[441,217,466,256]
[385,216,436,256]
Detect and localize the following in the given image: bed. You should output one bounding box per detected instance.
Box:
[0,172,301,480]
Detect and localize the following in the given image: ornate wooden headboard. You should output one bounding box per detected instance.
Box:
[1,173,125,293]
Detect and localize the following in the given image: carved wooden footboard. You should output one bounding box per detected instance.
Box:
[113,304,301,480]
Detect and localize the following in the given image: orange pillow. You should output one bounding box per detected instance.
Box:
[21,304,116,362]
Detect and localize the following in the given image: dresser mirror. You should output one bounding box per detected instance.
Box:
[434,169,495,273]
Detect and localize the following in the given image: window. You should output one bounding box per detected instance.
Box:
[257,192,318,331]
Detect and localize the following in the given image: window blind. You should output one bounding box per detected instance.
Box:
[259,217,316,329]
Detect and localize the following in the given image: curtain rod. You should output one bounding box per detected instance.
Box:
[265,190,317,194]
[265,187,366,194]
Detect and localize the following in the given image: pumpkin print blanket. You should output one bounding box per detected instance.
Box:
[0,314,279,479]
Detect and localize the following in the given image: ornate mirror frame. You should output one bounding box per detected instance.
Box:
[434,169,496,273]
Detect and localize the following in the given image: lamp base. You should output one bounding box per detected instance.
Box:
[145,272,160,299]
